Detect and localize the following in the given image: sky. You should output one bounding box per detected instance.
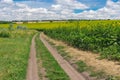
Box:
[0,0,120,20]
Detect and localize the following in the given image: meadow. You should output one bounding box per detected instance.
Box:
[0,20,120,79]
[1,20,120,61]
[0,25,70,79]
[0,28,36,80]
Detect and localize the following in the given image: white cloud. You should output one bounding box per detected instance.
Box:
[15,3,28,8]
[51,4,61,11]
[0,1,51,20]
[49,0,89,19]
[1,0,13,3]
[0,0,120,20]
[74,0,120,19]
[56,0,89,10]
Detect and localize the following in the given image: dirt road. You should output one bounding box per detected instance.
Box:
[26,34,39,80]
[40,34,86,80]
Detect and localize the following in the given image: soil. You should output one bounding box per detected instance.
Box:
[42,33,120,77]
[40,34,86,80]
[26,34,39,80]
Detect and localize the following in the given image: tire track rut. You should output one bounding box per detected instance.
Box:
[40,34,86,80]
[26,34,39,80]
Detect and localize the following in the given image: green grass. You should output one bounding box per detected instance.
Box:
[0,30,36,80]
[35,33,70,80]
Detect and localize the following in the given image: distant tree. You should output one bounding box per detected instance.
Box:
[50,20,53,23]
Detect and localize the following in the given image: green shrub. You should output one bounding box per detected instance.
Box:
[0,30,10,38]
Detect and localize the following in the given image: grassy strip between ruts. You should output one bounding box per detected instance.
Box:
[0,30,36,80]
[35,33,70,80]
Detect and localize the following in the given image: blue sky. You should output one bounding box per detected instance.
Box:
[12,0,118,10]
[13,0,106,10]
[0,0,120,20]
